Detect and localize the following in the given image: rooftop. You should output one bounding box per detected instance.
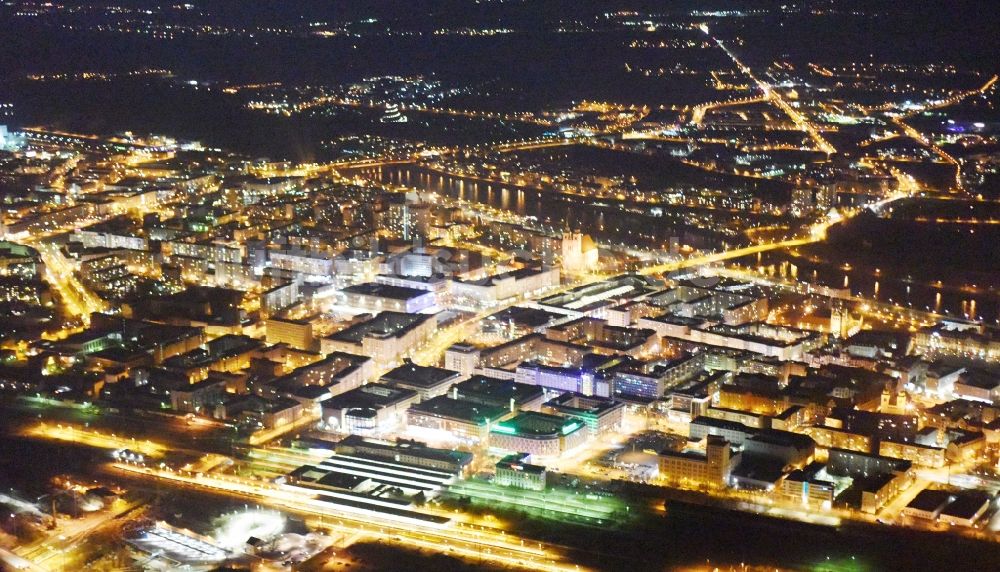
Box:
[906,489,954,513]
[691,415,756,434]
[487,306,561,329]
[731,457,786,485]
[538,274,658,312]
[381,361,460,389]
[747,429,816,452]
[452,375,544,407]
[497,454,546,475]
[491,411,584,438]
[327,312,430,344]
[940,492,992,520]
[544,392,622,416]
[408,396,508,425]
[342,282,429,301]
[336,434,473,471]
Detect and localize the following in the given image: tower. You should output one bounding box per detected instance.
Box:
[561,229,583,272]
[381,103,407,123]
[706,435,732,484]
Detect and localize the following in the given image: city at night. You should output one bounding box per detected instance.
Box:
[1,1,999,571]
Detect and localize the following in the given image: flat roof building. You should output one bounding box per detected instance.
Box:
[690,416,757,447]
[340,282,436,313]
[256,351,373,402]
[939,492,992,527]
[780,462,836,508]
[450,375,545,412]
[537,274,658,317]
[495,453,547,491]
[903,489,955,521]
[322,382,419,433]
[452,266,559,305]
[543,392,625,435]
[381,361,462,400]
[322,312,435,366]
[407,396,509,443]
[335,434,473,474]
[265,316,315,351]
[743,429,816,469]
[490,411,588,458]
[515,361,612,398]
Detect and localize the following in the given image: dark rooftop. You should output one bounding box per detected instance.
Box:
[747,429,816,452]
[408,396,507,424]
[342,282,429,301]
[940,492,992,520]
[906,489,955,513]
[381,361,460,389]
[452,375,543,408]
[328,312,430,344]
[487,306,561,329]
[323,383,418,410]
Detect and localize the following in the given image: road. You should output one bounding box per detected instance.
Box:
[0,546,46,571]
[637,227,826,276]
[689,94,768,126]
[638,181,926,277]
[14,499,145,570]
[883,75,997,192]
[297,136,576,178]
[1,398,235,457]
[703,27,836,155]
[34,242,107,324]
[110,463,586,572]
[20,422,166,458]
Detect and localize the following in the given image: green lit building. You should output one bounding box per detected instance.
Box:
[490,411,587,458]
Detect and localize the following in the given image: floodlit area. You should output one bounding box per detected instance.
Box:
[445,479,632,525]
[0,493,44,518]
[21,422,166,457]
[211,508,286,550]
[128,522,230,566]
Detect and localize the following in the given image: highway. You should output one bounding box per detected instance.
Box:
[703,27,836,155]
[889,115,963,190]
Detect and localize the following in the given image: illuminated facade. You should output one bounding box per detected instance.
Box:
[490,412,588,458]
[560,230,598,274]
[658,435,732,488]
[494,454,547,491]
